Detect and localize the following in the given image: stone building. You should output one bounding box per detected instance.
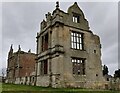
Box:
[6,45,36,85]
[36,2,105,88]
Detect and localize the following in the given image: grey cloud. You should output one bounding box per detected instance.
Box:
[2,2,55,69]
[107,63,118,76]
[102,43,118,64]
[102,43,118,75]
[118,1,120,69]
[78,2,118,75]
[2,2,118,75]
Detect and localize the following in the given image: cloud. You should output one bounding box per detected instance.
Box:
[0,3,2,71]
[102,43,118,63]
[2,2,55,70]
[78,2,118,75]
[2,2,118,75]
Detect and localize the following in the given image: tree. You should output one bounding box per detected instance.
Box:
[103,65,109,76]
[114,69,120,78]
[1,68,6,83]
[1,68,6,77]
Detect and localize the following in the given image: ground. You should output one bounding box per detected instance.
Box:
[1,83,119,93]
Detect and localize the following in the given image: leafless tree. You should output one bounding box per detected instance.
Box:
[1,68,6,82]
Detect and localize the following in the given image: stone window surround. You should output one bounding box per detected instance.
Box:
[41,33,49,52]
[71,31,84,50]
[40,59,48,75]
[72,12,80,23]
[71,57,85,75]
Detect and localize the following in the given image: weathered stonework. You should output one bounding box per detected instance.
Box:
[36,2,105,89]
[6,45,36,85]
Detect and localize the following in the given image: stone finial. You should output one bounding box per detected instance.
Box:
[45,14,48,19]
[41,19,47,29]
[9,44,13,53]
[10,44,13,50]
[8,44,13,57]
[46,12,52,21]
[28,49,31,53]
[56,1,59,9]
[18,45,21,51]
[48,12,51,16]
[74,2,77,5]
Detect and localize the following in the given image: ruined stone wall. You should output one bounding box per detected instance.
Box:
[6,49,36,84]
[36,2,104,89]
[58,25,104,88]
[19,53,36,77]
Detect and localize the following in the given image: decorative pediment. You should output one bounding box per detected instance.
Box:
[67,2,85,18]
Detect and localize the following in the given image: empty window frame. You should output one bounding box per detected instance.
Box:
[40,60,48,75]
[72,13,80,23]
[41,33,49,51]
[72,58,85,75]
[71,31,84,50]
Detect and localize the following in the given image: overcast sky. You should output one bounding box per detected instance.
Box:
[1,2,118,76]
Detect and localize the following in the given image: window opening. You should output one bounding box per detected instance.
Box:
[72,58,85,75]
[71,31,84,50]
[73,13,80,23]
[41,33,49,51]
[41,59,48,75]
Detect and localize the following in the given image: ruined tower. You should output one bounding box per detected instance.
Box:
[36,2,104,88]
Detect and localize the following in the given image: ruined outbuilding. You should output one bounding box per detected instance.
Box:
[6,45,36,85]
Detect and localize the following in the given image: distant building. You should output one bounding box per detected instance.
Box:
[6,45,36,85]
[104,74,112,82]
[0,76,6,83]
[35,2,105,89]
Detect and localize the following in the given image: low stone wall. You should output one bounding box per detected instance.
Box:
[109,78,120,90]
[14,76,35,85]
[36,76,50,87]
[5,76,120,90]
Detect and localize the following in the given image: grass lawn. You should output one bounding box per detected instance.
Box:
[0,83,2,93]
[1,83,119,93]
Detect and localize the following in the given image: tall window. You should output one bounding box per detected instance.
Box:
[73,13,80,23]
[71,31,84,50]
[72,58,85,75]
[41,33,49,51]
[41,60,48,75]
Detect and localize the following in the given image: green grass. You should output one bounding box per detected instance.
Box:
[1,83,119,93]
[0,83,2,93]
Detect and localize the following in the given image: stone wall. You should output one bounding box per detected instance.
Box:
[36,2,104,89]
[109,78,120,90]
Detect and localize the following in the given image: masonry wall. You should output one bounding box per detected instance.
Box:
[7,53,16,83]
[50,25,104,88]
[19,53,36,77]
[6,49,36,84]
[36,23,104,88]
[36,2,105,89]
